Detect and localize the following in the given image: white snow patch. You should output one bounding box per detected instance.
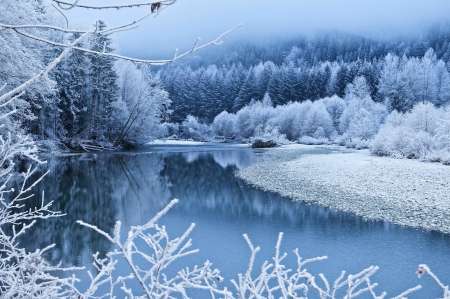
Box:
[237,144,450,234]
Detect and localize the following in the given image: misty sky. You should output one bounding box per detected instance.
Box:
[63,0,450,59]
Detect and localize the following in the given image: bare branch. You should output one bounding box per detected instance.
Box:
[52,3,69,28]
[0,23,86,34]
[53,0,177,10]
[10,24,242,66]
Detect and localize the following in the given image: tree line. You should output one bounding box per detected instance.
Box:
[160,40,450,123]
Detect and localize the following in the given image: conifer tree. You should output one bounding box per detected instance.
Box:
[87,20,119,141]
[54,33,89,139]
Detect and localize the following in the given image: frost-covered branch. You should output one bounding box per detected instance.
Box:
[53,0,176,11]
[0,0,241,110]
[417,264,450,299]
[8,23,242,66]
[230,232,422,299]
[77,199,231,299]
[0,165,82,298]
[0,31,89,104]
[0,23,86,33]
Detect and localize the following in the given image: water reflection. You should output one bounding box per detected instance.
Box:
[16,145,450,298]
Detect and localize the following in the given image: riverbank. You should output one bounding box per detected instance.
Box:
[236,144,450,234]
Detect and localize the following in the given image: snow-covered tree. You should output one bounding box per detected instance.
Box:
[371,102,450,162]
[301,101,334,139]
[85,20,119,142]
[53,33,89,139]
[338,76,387,147]
[112,61,171,147]
[345,76,371,100]
[212,110,236,138]
[324,95,347,131]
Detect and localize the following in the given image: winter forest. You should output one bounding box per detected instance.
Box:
[3,0,450,160]
[3,0,450,298]
[160,28,450,162]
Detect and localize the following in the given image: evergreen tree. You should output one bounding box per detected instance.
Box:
[267,67,284,106]
[54,33,89,138]
[224,63,244,112]
[86,21,119,141]
[335,65,351,97]
[280,63,299,103]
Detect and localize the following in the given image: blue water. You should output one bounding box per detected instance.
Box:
[20,144,450,298]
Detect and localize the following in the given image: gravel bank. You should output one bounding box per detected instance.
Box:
[237,144,450,234]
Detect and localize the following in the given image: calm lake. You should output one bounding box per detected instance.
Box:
[21,144,450,298]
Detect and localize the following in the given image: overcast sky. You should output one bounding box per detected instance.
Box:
[63,0,450,59]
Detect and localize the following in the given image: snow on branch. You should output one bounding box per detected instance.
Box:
[0,23,86,34]
[1,0,176,34]
[75,199,432,299]
[53,0,176,11]
[9,23,242,66]
[0,165,82,298]
[76,198,231,298]
[230,232,425,299]
[417,264,450,298]
[0,31,90,104]
[0,189,447,298]
[0,0,241,105]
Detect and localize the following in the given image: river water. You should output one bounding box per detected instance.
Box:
[20,144,450,298]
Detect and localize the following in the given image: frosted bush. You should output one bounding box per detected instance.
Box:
[334,133,368,149]
[161,122,180,139]
[234,106,255,139]
[371,125,408,157]
[267,103,301,140]
[298,136,331,145]
[371,124,437,159]
[440,151,450,165]
[405,102,441,135]
[406,131,437,159]
[324,95,347,130]
[436,113,450,149]
[346,137,372,150]
[425,149,450,164]
[247,102,275,134]
[347,108,379,140]
[211,110,236,139]
[251,124,290,145]
[339,98,387,148]
[371,103,450,163]
[181,115,211,141]
[290,100,314,140]
[301,101,335,139]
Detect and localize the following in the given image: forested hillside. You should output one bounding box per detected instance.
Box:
[155,24,450,164]
[2,0,450,159]
[159,24,450,122]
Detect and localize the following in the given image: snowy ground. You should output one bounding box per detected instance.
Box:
[237,144,450,234]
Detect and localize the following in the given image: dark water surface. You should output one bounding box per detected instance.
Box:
[21,144,450,297]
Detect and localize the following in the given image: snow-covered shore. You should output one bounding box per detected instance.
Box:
[236,144,450,234]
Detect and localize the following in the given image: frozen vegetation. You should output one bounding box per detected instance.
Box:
[2,0,450,297]
[173,78,450,165]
